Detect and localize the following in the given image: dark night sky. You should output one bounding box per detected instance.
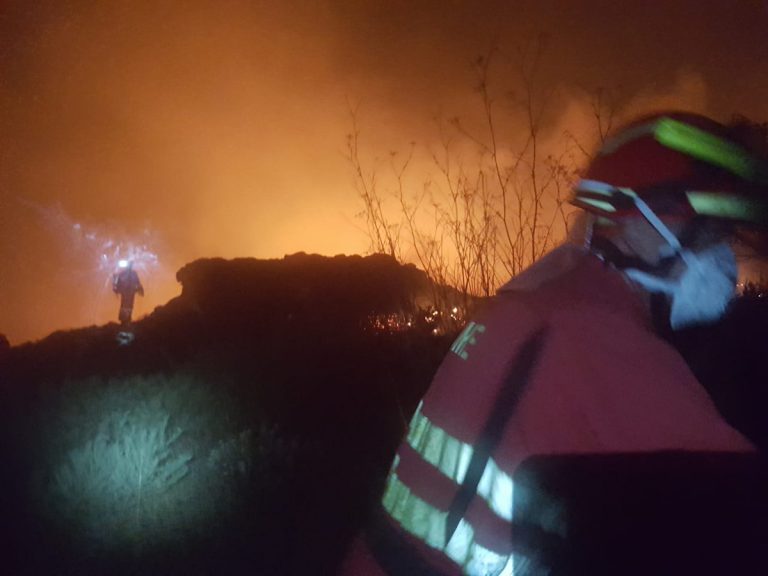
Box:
[2,0,768,344]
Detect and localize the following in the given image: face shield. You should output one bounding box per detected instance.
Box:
[615,194,738,329]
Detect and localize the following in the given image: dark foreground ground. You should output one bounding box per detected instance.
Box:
[1,254,768,575]
[0,254,455,575]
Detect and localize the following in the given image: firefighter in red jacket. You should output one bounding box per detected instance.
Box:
[340,112,768,575]
[112,259,144,326]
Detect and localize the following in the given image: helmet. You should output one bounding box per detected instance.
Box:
[572,112,768,227]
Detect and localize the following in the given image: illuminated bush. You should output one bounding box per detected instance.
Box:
[51,410,192,548]
[36,372,256,554]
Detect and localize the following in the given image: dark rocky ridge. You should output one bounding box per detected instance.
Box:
[1,252,457,382]
[176,252,432,321]
[0,253,459,576]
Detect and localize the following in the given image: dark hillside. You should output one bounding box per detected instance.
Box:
[2,252,768,575]
[0,253,459,576]
[176,252,430,326]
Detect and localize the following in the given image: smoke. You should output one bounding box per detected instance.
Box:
[621,71,710,120]
[2,1,767,343]
[0,2,367,343]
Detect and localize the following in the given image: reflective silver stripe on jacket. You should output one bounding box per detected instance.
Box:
[382,472,514,576]
[406,406,515,522]
[381,404,516,575]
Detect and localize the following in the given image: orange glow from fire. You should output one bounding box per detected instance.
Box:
[3,2,767,344]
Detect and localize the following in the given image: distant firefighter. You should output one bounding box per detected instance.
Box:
[112,260,144,325]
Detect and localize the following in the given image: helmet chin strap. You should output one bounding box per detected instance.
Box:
[630,195,686,259]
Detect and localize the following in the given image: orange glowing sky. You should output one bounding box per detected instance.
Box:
[2,1,768,344]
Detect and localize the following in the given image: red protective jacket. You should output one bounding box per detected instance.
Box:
[340,244,753,576]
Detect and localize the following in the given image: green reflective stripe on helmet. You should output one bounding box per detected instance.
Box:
[576,179,637,199]
[382,472,513,576]
[406,409,515,522]
[598,117,764,184]
[574,197,617,213]
[655,118,757,181]
[686,191,763,222]
[576,179,616,196]
[573,180,641,215]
